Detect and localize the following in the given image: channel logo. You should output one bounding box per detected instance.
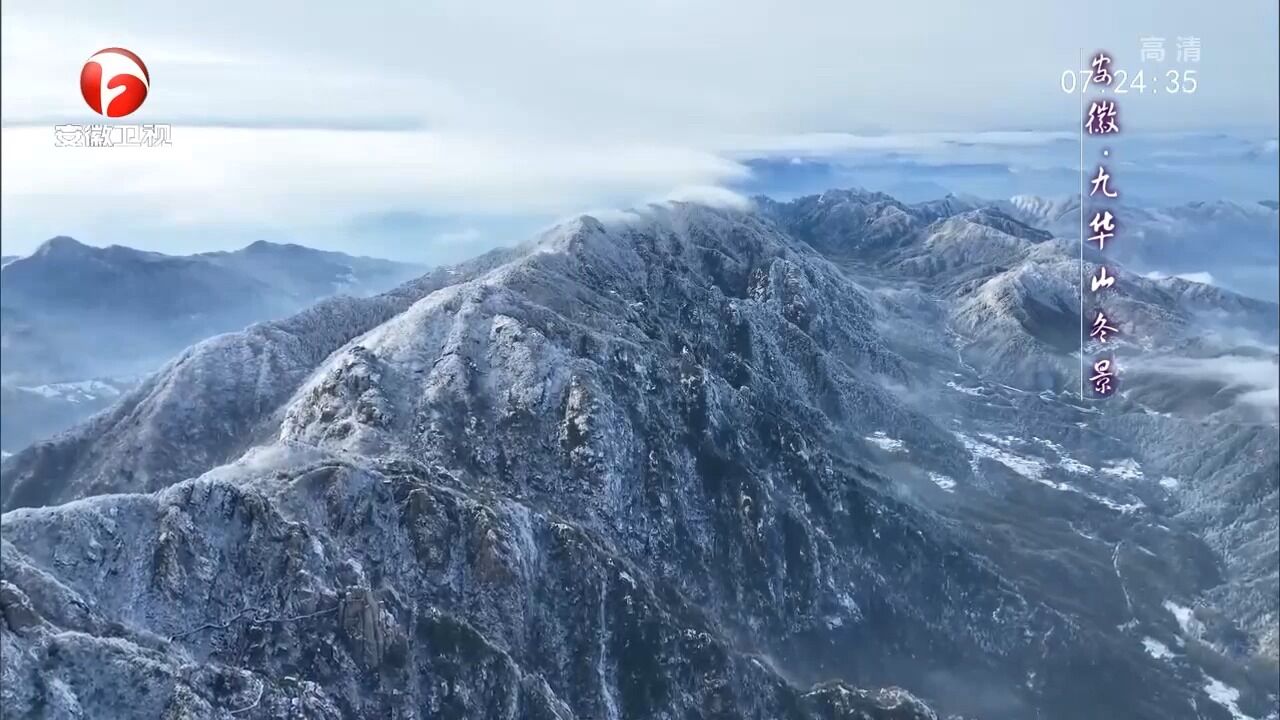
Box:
[80,47,150,118]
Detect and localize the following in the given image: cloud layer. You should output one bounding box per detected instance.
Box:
[1,1,1277,260]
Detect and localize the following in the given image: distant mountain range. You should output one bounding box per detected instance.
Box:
[2,192,1275,719]
[0,238,424,453]
[1002,195,1279,302]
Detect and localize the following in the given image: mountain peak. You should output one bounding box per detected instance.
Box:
[2,188,1276,720]
[33,236,91,257]
[814,187,899,205]
[242,239,307,254]
[952,207,1054,243]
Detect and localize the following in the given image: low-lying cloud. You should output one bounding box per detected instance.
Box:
[1141,353,1279,420]
[1145,270,1217,286]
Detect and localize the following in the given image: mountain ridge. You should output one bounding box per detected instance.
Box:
[0,237,430,455]
[1,196,1275,720]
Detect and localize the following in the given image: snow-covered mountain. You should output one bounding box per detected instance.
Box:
[0,379,133,457]
[1002,195,1280,302]
[1,197,1276,720]
[1006,194,1081,231]
[0,238,425,454]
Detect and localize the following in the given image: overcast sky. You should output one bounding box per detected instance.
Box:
[2,0,1277,260]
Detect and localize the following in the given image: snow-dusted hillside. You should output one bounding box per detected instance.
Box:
[0,237,425,386]
[0,238,426,455]
[1001,195,1280,302]
[1,197,1275,720]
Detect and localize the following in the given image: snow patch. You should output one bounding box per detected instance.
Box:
[1141,637,1175,660]
[956,433,1047,480]
[1071,524,1098,541]
[1058,456,1093,475]
[1032,437,1064,453]
[1159,476,1181,490]
[945,381,984,396]
[1089,493,1145,514]
[507,503,540,577]
[958,433,1141,513]
[1203,676,1256,720]
[837,592,859,614]
[865,431,907,453]
[1101,458,1143,481]
[1033,437,1093,475]
[1164,600,1204,638]
[977,432,1016,447]
[928,472,957,492]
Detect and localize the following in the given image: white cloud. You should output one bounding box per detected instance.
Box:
[1141,354,1279,419]
[713,131,1076,159]
[660,186,752,210]
[0,125,748,227]
[1143,270,1216,285]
